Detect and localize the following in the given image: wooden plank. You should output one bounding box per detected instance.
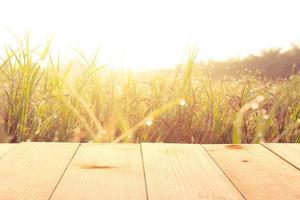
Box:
[0,143,16,158]
[204,144,300,200]
[0,142,79,200]
[141,143,243,200]
[262,143,300,170]
[51,144,147,200]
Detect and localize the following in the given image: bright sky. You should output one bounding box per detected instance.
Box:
[0,0,300,69]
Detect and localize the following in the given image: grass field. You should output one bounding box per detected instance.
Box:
[0,36,299,143]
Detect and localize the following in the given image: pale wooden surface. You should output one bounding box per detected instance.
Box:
[204,144,300,200]
[0,142,299,200]
[0,142,79,200]
[142,143,243,200]
[0,143,15,158]
[262,143,300,170]
[51,144,147,200]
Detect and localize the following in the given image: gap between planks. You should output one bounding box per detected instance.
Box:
[204,144,300,200]
[50,143,147,200]
[139,143,150,200]
[141,143,244,200]
[48,143,81,200]
[0,143,17,158]
[0,142,80,200]
[260,143,300,171]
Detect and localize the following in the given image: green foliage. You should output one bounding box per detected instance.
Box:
[0,35,299,143]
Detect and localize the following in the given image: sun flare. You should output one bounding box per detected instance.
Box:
[0,0,300,70]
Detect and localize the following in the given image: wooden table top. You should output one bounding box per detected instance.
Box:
[0,142,299,200]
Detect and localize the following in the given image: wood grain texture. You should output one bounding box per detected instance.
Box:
[51,144,147,200]
[204,144,300,200]
[0,143,16,158]
[0,142,79,200]
[262,143,300,170]
[141,143,243,200]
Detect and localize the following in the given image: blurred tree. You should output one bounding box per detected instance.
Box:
[200,45,300,79]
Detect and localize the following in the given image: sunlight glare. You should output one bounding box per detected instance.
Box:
[0,0,300,69]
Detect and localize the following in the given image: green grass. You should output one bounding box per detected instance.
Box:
[0,35,299,143]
